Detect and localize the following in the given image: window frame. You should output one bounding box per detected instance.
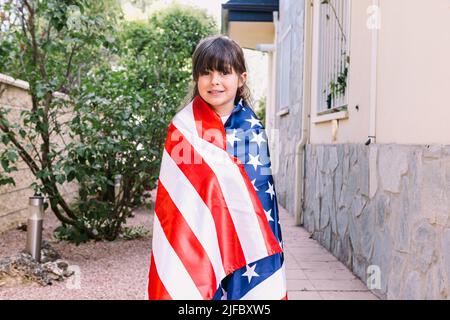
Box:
[277,24,292,113]
[311,0,352,118]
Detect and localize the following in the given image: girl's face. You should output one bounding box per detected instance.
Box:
[197,68,247,116]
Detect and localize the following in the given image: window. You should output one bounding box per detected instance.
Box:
[313,0,351,113]
[278,24,292,110]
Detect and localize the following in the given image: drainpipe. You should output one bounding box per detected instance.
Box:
[367,0,379,145]
[293,0,313,226]
[293,102,310,226]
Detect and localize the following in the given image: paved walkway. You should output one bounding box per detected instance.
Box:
[279,206,379,300]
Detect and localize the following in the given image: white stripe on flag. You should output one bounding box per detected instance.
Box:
[240,263,287,300]
[159,149,227,284]
[151,213,203,300]
[172,104,269,263]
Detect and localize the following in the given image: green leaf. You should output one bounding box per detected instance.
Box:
[19,129,27,138]
[1,134,11,145]
[0,176,16,187]
[5,150,18,162]
[55,174,66,184]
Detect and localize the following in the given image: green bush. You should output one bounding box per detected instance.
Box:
[255,96,267,127]
[0,1,217,242]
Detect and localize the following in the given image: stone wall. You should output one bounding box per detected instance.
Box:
[303,143,450,299]
[0,74,78,234]
[272,0,305,213]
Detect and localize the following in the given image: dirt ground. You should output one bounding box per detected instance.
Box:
[0,205,154,300]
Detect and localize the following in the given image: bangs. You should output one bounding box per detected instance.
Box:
[192,38,242,79]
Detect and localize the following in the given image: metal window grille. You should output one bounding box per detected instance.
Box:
[278,25,292,109]
[316,0,350,111]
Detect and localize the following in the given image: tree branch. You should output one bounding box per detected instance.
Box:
[23,0,47,80]
[0,115,40,175]
[57,44,79,92]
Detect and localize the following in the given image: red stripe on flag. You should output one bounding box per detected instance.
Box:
[165,123,247,274]
[148,252,172,300]
[231,156,283,255]
[155,181,217,299]
[192,95,226,150]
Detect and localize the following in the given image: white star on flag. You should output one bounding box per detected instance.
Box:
[250,131,266,147]
[251,179,259,191]
[226,129,241,145]
[264,209,274,222]
[265,181,275,199]
[247,154,262,171]
[245,115,262,128]
[242,264,260,283]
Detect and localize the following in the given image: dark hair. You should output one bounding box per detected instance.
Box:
[183,35,253,108]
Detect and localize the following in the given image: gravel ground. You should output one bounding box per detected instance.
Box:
[0,201,154,300]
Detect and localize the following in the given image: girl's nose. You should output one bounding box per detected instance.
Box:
[211,72,222,84]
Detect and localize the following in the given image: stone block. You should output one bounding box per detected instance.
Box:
[370,230,391,295]
[390,196,412,253]
[0,85,32,108]
[442,229,450,297]
[411,221,437,273]
[378,146,409,193]
[336,207,349,238]
[359,204,375,261]
[317,145,325,173]
[327,146,339,174]
[403,271,424,300]
[425,265,448,299]
[369,145,378,198]
[351,253,367,281]
[375,194,390,229]
[420,154,450,226]
[423,145,443,159]
[386,254,406,299]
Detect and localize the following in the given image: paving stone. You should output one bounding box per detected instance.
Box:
[303,269,357,280]
[319,291,379,300]
[288,291,322,300]
[287,279,316,291]
[310,279,369,291]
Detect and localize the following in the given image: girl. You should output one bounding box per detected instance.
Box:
[148,35,287,300]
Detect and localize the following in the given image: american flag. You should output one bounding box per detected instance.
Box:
[148,95,286,300]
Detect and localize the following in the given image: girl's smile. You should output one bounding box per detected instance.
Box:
[207,90,224,96]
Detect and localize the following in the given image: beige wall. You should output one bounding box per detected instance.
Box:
[309,0,450,145]
[0,74,78,233]
[376,0,450,144]
[228,21,275,50]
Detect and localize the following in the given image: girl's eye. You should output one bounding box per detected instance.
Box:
[199,69,230,76]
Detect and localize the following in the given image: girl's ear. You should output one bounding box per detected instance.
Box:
[239,72,248,87]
